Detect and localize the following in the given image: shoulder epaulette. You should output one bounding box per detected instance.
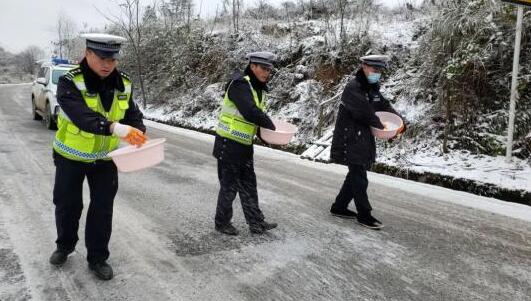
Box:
[63,67,82,81]
[120,71,131,81]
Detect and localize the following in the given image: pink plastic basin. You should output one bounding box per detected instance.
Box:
[370,112,403,139]
[108,138,166,172]
[260,119,298,145]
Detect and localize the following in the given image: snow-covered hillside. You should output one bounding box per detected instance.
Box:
[127,1,530,201]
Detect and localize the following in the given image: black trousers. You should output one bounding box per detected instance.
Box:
[215,159,265,227]
[52,152,118,264]
[332,164,372,216]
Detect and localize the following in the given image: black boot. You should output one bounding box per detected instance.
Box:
[215,223,239,236]
[88,261,114,280]
[249,223,265,234]
[260,221,277,231]
[330,207,357,219]
[250,221,277,234]
[357,215,384,230]
[49,249,70,266]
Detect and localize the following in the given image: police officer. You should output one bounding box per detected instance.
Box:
[213,51,278,235]
[49,33,147,280]
[330,55,405,230]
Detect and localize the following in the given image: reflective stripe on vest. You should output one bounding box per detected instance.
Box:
[216,76,266,145]
[53,71,131,162]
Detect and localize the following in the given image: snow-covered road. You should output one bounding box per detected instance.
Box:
[1,84,530,301]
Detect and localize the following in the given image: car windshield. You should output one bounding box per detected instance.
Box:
[51,69,69,84]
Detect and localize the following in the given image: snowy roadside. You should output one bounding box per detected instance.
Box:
[303,130,531,201]
[143,105,530,205]
[302,87,531,204]
[137,10,530,205]
[145,119,531,222]
[377,145,531,194]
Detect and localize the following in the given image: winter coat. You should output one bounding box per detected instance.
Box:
[212,66,276,163]
[56,58,146,136]
[330,68,402,167]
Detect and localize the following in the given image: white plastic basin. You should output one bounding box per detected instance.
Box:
[370,111,403,139]
[260,119,298,145]
[108,138,166,172]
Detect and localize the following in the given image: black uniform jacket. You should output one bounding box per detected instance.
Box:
[55,58,146,139]
[212,66,276,163]
[330,68,402,167]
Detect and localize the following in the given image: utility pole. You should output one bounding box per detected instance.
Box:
[502,0,529,162]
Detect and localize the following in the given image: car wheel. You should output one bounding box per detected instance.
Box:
[32,97,42,120]
[45,101,57,130]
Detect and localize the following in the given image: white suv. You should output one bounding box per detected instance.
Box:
[31,60,76,129]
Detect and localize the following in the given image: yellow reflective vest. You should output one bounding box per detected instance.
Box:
[53,68,131,162]
[216,76,266,145]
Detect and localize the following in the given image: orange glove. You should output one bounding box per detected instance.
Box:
[124,128,147,147]
[112,123,147,147]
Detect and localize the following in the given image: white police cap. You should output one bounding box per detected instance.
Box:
[80,33,127,59]
[246,51,276,67]
[360,55,390,69]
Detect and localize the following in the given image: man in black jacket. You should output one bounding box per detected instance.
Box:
[49,33,146,280]
[330,55,405,230]
[213,52,278,235]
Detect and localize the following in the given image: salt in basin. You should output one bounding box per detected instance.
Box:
[370,112,403,139]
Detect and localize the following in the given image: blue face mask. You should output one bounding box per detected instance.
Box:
[367,72,381,84]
